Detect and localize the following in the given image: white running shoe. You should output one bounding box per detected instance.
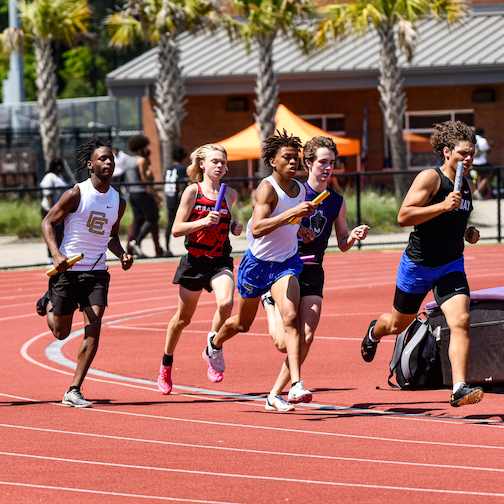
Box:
[288,381,312,404]
[265,394,295,412]
[62,389,91,408]
[206,331,225,373]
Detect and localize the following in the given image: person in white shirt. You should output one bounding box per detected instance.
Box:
[40,158,69,259]
[472,128,493,199]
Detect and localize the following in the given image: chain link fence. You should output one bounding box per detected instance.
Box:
[1,168,502,270]
[0,96,143,183]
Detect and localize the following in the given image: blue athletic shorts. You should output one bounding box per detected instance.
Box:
[237,249,303,299]
[396,252,466,294]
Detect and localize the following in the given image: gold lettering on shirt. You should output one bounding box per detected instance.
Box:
[87,211,108,235]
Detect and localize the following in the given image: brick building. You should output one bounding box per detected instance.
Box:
[106,3,504,181]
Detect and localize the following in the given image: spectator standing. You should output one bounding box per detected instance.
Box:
[40,157,69,261]
[164,145,188,257]
[472,128,493,199]
[124,135,163,257]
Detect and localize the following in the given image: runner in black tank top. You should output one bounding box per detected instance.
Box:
[406,167,472,267]
[359,121,484,408]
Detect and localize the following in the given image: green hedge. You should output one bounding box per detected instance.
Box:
[0,189,401,239]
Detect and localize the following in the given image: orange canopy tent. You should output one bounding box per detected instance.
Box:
[403,132,432,152]
[217,104,361,161]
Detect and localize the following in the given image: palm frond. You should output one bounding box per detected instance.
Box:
[0,27,25,55]
[428,0,467,24]
[105,13,147,47]
[397,17,417,61]
[18,0,91,45]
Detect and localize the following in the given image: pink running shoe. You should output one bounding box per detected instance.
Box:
[157,362,172,394]
[202,349,223,383]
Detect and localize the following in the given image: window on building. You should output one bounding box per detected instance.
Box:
[300,114,345,136]
[404,109,474,169]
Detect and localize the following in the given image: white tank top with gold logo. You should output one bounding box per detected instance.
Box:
[60,178,120,271]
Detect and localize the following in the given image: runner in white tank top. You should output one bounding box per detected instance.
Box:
[247,175,305,262]
[38,136,133,408]
[204,130,317,411]
[60,178,120,271]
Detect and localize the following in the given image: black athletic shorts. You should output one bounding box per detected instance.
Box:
[299,263,324,298]
[173,253,234,293]
[49,270,110,316]
[393,271,469,314]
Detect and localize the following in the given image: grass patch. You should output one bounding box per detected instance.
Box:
[0,188,401,238]
[344,189,402,233]
[230,189,402,234]
[0,197,43,237]
[0,196,136,239]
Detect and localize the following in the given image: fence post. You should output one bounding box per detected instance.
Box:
[356,172,362,250]
[497,167,501,243]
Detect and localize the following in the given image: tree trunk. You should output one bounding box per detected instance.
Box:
[377,24,410,199]
[34,37,61,169]
[154,33,186,171]
[254,33,278,177]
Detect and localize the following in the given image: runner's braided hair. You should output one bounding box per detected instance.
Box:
[76,134,111,172]
[430,121,476,161]
[261,129,303,168]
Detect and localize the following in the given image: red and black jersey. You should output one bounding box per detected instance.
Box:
[185,183,232,258]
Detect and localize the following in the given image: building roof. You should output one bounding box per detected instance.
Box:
[106,6,504,97]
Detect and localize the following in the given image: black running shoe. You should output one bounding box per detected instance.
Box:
[36,290,50,316]
[361,320,378,362]
[449,384,484,407]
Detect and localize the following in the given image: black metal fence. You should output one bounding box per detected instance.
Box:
[1,168,502,269]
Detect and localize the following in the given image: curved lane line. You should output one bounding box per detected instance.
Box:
[20,310,504,424]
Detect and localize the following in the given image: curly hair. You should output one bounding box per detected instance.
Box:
[430,121,476,161]
[127,134,150,153]
[303,136,338,168]
[261,129,303,168]
[186,144,227,182]
[76,134,111,172]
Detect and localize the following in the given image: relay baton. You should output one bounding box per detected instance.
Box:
[211,183,227,227]
[289,189,330,225]
[454,161,464,192]
[300,255,316,262]
[452,161,464,212]
[46,253,84,276]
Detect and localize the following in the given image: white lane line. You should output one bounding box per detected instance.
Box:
[0,481,247,503]
[1,424,504,473]
[19,322,504,426]
[103,325,393,343]
[1,392,503,449]
[0,455,503,498]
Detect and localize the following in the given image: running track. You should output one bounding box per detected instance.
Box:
[1,245,504,503]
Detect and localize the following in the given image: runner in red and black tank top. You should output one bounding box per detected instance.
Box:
[185,183,232,258]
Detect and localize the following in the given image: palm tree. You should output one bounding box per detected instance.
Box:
[1,0,92,168]
[316,0,466,197]
[226,0,314,176]
[105,0,222,168]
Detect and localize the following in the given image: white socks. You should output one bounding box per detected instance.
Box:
[453,382,465,393]
[369,334,380,343]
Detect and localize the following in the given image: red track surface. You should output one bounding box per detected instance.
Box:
[2,245,504,503]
